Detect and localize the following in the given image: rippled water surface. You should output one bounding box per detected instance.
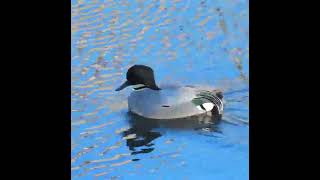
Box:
[71,0,249,179]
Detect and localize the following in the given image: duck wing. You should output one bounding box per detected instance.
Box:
[191,90,224,114]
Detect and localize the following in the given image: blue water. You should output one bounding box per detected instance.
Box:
[72,0,248,179]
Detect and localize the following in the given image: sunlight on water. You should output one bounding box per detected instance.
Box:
[72,0,248,179]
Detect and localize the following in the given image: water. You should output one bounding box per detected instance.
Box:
[71,0,249,179]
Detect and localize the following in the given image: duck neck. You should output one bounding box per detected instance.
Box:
[133,86,162,91]
[150,85,161,90]
[133,86,147,90]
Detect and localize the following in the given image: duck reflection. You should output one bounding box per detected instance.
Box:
[122,109,222,156]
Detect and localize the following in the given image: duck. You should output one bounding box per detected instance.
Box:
[115,65,224,120]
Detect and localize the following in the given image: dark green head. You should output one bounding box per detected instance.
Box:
[115,65,161,91]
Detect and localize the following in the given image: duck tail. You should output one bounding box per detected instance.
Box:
[210,91,224,115]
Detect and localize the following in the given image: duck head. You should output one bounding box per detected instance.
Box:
[115,65,161,91]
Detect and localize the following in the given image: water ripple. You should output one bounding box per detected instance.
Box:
[72,0,248,179]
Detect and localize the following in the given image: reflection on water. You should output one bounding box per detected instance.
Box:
[71,0,248,179]
[122,111,222,156]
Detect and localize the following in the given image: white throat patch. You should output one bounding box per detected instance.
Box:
[132,84,146,90]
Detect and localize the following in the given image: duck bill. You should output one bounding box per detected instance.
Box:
[115,81,131,91]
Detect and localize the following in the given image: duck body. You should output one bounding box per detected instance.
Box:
[115,65,224,120]
[128,84,223,120]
